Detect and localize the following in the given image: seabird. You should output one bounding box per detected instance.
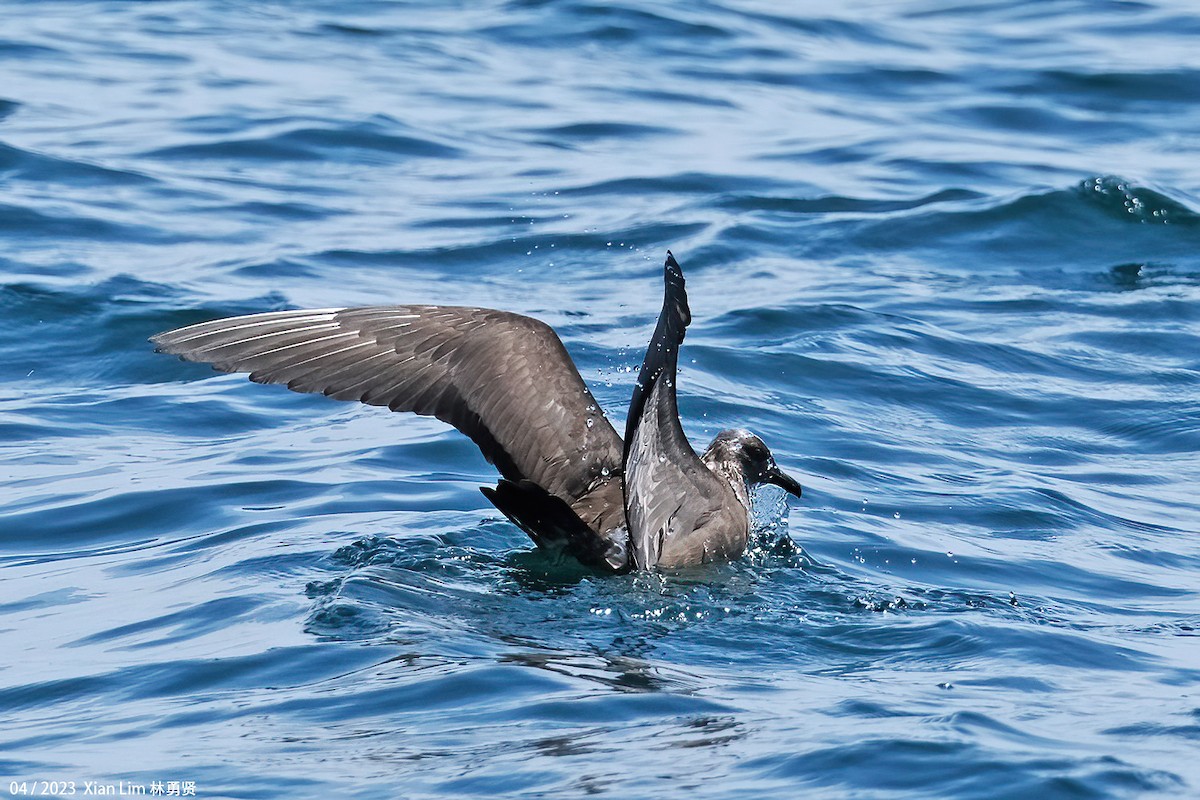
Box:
[152,251,804,572]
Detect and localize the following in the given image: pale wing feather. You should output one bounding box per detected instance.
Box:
[153,305,622,503]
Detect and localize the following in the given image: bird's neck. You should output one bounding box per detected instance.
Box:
[701,452,752,510]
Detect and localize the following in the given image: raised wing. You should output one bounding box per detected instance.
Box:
[622,253,740,568]
[152,305,622,504]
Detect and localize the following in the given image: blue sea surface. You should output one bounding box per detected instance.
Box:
[2,1,1199,798]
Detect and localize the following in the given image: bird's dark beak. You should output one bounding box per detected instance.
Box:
[764,465,803,498]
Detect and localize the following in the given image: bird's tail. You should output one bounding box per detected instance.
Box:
[482,480,629,572]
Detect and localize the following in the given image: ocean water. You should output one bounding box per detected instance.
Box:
[2,1,1199,797]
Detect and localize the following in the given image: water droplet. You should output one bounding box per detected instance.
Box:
[586,418,595,429]
[600,467,610,477]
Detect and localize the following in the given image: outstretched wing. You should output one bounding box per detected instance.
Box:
[623,251,691,459]
[623,253,738,568]
[152,305,622,504]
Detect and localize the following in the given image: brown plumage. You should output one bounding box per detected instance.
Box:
[152,252,803,572]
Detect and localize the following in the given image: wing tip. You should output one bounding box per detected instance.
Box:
[148,331,187,358]
[148,307,347,354]
[149,334,183,356]
[623,249,693,457]
[662,250,691,328]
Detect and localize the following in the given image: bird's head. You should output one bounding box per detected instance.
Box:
[703,429,803,498]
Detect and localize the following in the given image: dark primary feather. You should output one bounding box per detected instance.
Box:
[622,251,690,463]
[151,305,623,507]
